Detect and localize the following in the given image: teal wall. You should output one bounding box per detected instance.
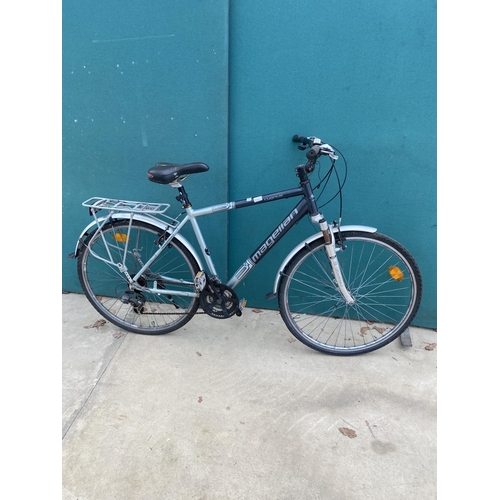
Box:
[62,0,230,290]
[228,0,436,328]
[63,1,437,328]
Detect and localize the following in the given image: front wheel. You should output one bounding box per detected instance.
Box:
[278,231,423,355]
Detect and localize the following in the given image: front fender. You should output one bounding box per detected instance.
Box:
[71,213,204,271]
[269,224,377,297]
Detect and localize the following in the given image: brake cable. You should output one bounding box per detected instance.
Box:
[313,147,348,210]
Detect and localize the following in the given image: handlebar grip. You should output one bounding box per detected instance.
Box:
[306,145,320,160]
[292,135,313,146]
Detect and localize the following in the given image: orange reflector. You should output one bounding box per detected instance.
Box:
[388,265,404,281]
[112,233,127,243]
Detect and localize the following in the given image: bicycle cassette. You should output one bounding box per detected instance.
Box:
[200,283,241,319]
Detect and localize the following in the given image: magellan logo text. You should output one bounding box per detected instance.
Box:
[251,208,299,263]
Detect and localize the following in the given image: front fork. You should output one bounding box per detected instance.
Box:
[313,215,356,305]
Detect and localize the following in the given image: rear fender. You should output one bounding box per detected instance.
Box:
[71,213,204,270]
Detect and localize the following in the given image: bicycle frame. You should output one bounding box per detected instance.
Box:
[76,175,367,304]
[191,188,310,289]
[122,185,311,296]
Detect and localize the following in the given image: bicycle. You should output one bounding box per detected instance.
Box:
[70,135,423,355]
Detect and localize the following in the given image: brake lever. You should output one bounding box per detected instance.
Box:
[320,144,339,160]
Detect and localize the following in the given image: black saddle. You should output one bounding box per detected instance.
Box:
[148,162,209,185]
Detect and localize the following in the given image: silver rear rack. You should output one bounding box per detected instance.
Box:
[82,197,170,215]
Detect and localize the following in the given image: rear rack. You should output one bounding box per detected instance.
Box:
[82,197,170,215]
[80,197,182,267]
[82,197,181,233]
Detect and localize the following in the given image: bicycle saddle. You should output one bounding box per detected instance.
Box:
[148,162,209,184]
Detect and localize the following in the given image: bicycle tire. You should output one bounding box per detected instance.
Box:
[78,219,201,335]
[278,231,422,355]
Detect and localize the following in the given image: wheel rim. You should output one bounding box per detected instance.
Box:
[281,235,420,353]
[79,222,199,333]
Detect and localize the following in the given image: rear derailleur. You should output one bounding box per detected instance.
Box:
[121,290,146,314]
[120,274,182,314]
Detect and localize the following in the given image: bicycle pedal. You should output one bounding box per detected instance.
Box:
[235,299,246,317]
[194,271,207,292]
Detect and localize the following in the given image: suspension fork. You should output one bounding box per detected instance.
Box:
[300,161,355,305]
[311,214,356,305]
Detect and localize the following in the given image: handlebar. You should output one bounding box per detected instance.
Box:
[292,135,337,162]
[292,134,314,147]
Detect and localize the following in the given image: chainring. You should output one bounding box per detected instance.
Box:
[200,284,240,319]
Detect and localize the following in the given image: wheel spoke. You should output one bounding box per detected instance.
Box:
[78,221,200,334]
[278,232,422,355]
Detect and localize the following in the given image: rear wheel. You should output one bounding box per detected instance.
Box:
[78,220,200,335]
[278,231,422,355]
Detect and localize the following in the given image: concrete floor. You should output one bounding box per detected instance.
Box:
[62,292,437,499]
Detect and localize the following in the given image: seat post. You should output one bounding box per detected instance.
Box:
[175,184,192,208]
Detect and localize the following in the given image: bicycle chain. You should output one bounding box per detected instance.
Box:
[137,310,206,315]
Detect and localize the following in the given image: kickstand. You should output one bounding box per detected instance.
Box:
[400,328,412,347]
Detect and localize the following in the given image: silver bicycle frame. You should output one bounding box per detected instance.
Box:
[77,187,366,303]
[126,200,356,304]
[127,204,229,292]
